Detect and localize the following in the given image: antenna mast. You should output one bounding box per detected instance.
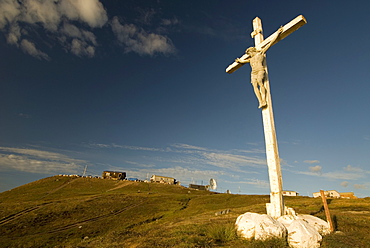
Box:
[82,165,87,177]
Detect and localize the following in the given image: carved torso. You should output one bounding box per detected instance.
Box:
[249,52,265,73]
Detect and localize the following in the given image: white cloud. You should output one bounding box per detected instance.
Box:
[0,147,79,162]
[296,170,364,181]
[168,143,266,170]
[228,178,269,188]
[171,143,209,151]
[20,39,50,60]
[309,165,322,173]
[341,181,349,187]
[233,148,265,154]
[343,165,363,172]
[0,146,86,174]
[291,162,370,183]
[119,145,165,152]
[6,22,21,44]
[61,23,83,39]
[89,143,165,152]
[111,16,176,56]
[304,160,320,164]
[161,17,179,26]
[0,0,108,59]
[89,143,111,148]
[124,160,155,168]
[202,152,265,171]
[70,38,95,57]
[20,0,61,31]
[91,142,267,173]
[354,184,366,189]
[0,1,179,59]
[0,0,21,29]
[59,0,107,28]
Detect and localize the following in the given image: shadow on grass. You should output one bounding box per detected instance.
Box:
[310,199,333,215]
[310,206,324,215]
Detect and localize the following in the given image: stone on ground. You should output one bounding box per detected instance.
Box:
[287,219,322,248]
[297,214,331,235]
[254,214,287,240]
[235,212,287,240]
[235,212,260,239]
[236,211,329,247]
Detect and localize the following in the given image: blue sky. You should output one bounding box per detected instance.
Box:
[1,0,370,198]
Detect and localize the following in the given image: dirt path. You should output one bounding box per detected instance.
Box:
[0,202,52,226]
[106,181,134,192]
[46,199,147,234]
[38,177,77,200]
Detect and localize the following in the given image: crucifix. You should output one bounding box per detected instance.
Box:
[226,15,307,218]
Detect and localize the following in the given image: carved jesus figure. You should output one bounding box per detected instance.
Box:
[235,27,284,108]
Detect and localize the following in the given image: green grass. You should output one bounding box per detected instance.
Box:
[207,221,238,243]
[1,176,370,247]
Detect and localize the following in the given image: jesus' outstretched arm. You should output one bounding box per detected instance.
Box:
[260,26,284,54]
[235,57,250,64]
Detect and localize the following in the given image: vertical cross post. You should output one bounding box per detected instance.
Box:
[252,17,284,218]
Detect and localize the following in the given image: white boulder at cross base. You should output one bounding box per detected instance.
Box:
[297,215,331,236]
[235,212,287,240]
[286,219,322,248]
[236,212,330,247]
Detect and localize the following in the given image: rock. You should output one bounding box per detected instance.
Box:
[277,214,296,229]
[215,209,231,216]
[297,214,330,236]
[287,219,322,248]
[235,212,287,240]
[235,212,260,239]
[285,207,297,216]
[254,214,287,241]
[236,211,328,247]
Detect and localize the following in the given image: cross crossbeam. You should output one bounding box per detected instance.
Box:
[226,15,307,74]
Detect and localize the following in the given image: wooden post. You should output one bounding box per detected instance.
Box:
[320,190,335,233]
[251,17,284,218]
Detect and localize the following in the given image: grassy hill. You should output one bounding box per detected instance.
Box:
[1,176,370,247]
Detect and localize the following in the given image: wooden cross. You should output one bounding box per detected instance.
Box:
[226,15,306,218]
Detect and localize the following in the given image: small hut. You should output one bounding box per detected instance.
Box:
[102,171,126,180]
[189,184,210,191]
[150,175,176,184]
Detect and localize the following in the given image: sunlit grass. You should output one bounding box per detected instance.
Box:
[1,176,370,247]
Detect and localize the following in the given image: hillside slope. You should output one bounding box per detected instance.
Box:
[1,176,370,247]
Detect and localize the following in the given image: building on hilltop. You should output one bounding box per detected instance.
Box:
[102,171,126,180]
[127,178,139,182]
[189,184,210,191]
[339,192,357,199]
[150,175,177,185]
[282,190,299,196]
[313,190,346,199]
